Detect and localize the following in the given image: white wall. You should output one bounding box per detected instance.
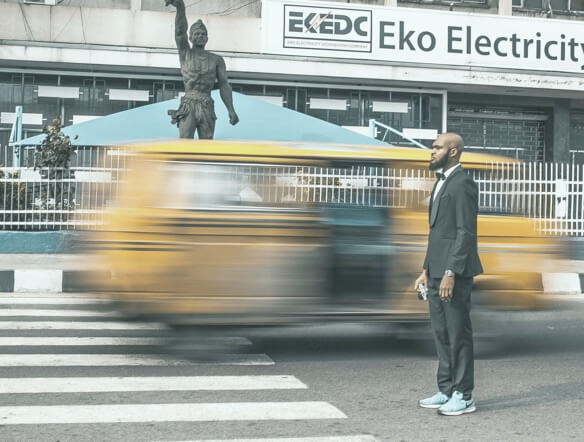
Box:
[0,0,262,16]
[0,3,260,52]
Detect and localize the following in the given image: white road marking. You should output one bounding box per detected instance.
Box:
[0,321,166,330]
[0,309,115,317]
[182,436,379,442]
[0,375,306,393]
[0,336,252,346]
[0,297,109,304]
[0,402,345,425]
[0,353,274,366]
[0,337,165,346]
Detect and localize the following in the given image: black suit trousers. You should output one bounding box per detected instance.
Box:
[427,275,474,400]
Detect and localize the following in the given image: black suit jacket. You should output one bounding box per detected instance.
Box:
[423,166,483,280]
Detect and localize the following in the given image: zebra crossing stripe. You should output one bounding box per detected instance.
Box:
[0,321,166,330]
[0,337,166,346]
[0,375,307,393]
[0,309,115,317]
[0,336,252,346]
[0,353,274,366]
[0,402,346,425]
[183,436,379,442]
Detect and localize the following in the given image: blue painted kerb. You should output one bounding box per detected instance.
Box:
[0,232,80,253]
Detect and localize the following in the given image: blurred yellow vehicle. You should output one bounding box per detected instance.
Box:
[84,140,557,326]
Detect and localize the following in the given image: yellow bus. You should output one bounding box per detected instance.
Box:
[84,140,556,325]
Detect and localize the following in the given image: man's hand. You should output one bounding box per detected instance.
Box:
[439,273,455,302]
[229,110,239,125]
[414,270,427,293]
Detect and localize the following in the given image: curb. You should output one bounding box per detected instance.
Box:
[542,273,584,295]
[0,270,108,293]
[0,269,582,294]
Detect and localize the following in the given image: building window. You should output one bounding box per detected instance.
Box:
[399,0,489,6]
[232,83,444,146]
[513,0,584,12]
[448,105,548,162]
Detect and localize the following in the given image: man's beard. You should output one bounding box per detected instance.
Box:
[429,154,448,171]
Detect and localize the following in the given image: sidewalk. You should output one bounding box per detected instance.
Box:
[0,254,582,295]
[0,254,94,271]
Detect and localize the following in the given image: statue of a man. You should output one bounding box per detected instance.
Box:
[166,0,239,139]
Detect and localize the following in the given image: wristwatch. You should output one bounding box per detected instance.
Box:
[444,269,455,277]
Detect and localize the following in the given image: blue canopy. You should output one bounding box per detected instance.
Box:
[18,92,384,147]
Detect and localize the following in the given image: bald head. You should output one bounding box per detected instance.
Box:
[438,132,464,158]
[429,132,465,171]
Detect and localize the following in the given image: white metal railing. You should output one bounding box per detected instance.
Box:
[1,154,583,236]
[0,146,130,230]
[477,162,584,237]
[133,161,584,236]
[3,145,130,170]
[570,150,584,164]
[0,166,126,230]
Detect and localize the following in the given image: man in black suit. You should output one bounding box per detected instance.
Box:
[414,132,483,416]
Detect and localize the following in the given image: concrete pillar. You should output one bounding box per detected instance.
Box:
[552,99,571,163]
[384,0,398,7]
[131,0,141,12]
[498,0,513,16]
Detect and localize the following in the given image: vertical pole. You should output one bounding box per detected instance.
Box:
[498,0,513,15]
[581,163,584,236]
[369,119,376,138]
[9,106,23,168]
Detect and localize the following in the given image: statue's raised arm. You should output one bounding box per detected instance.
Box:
[166,0,189,53]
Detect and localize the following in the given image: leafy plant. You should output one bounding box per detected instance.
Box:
[33,117,79,226]
[35,117,78,171]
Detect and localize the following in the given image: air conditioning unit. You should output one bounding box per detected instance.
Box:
[23,0,58,5]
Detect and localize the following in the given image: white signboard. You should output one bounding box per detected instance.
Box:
[37,86,80,99]
[1,112,43,125]
[262,0,584,75]
[108,89,150,102]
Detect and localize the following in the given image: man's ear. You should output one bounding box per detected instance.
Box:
[449,147,458,158]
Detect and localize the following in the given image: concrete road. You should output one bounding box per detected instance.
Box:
[0,293,583,442]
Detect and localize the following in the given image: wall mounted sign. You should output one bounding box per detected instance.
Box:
[262,0,584,75]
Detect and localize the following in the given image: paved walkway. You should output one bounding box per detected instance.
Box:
[0,254,582,294]
[0,254,96,271]
[1,254,582,272]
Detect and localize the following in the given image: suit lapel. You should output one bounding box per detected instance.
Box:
[428,179,439,224]
[430,166,463,227]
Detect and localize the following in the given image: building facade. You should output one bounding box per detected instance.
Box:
[0,0,583,163]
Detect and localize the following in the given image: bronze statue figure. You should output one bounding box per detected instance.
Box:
[166,0,239,139]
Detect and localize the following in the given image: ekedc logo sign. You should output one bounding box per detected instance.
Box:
[264,1,584,76]
[284,5,372,52]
